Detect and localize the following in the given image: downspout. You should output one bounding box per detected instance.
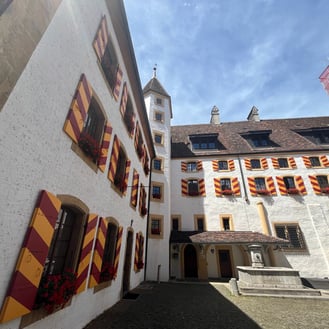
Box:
[144,155,155,282]
[238,156,249,202]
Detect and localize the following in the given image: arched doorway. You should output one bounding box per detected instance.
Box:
[184,244,198,278]
[122,230,133,296]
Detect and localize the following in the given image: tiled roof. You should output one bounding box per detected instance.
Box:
[143,77,170,97]
[170,231,288,245]
[171,116,329,157]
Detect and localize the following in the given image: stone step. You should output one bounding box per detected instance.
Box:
[239,286,321,297]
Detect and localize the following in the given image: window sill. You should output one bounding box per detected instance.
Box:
[71,142,98,173]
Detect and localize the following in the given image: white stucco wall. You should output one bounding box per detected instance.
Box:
[0,1,150,328]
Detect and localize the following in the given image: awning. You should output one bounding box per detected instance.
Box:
[170,231,288,245]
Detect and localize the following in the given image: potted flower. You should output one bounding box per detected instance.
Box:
[188,191,200,196]
[287,188,299,194]
[257,189,270,195]
[151,228,160,235]
[100,262,116,282]
[222,189,234,195]
[152,193,161,199]
[321,187,329,194]
[78,131,101,162]
[34,269,77,314]
[136,260,144,270]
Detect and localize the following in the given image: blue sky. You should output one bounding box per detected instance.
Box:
[124,0,329,125]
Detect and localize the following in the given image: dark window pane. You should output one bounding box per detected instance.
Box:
[251,159,261,168]
[197,218,204,231]
[278,158,289,168]
[153,159,161,170]
[283,177,295,189]
[172,219,179,231]
[317,175,329,188]
[218,161,228,170]
[187,162,197,172]
[310,157,321,167]
[255,178,266,190]
[221,178,231,190]
[223,218,230,231]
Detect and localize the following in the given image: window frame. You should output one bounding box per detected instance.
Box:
[187,161,198,172]
[154,110,164,123]
[273,223,307,251]
[278,158,289,169]
[218,160,229,171]
[171,215,181,231]
[150,215,164,239]
[309,156,321,167]
[153,157,163,172]
[250,159,261,169]
[194,215,206,231]
[220,214,234,231]
[154,132,164,145]
[151,181,164,202]
[188,179,199,196]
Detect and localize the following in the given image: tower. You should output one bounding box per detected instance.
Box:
[143,68,172,281]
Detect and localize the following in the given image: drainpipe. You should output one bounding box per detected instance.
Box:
[238,156,249,202]
[144,155,155,282]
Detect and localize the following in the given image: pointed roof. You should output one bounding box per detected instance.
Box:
[143,77,170,97]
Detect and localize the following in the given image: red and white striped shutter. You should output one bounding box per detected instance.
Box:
[122,159,131,195]
[181,179,188,196]
[228,160,235,171]
[288,157,297,169]
[308,175,321,195]
[0,190,61,323]
[113,66,123,101]
[261,158,268,169]
[302,156,312,168]
[214,178,221,196]
[63,74,93,143]
[93,15,108,61]
[119,82,128,117]
[108,135,120,184]
[98,122,113,172]
[199,179,206,196]
[295,175,307,195]
[134,122,140,151]
[76,214,98,294]
[130,170,139,207]
[276,176,288,195]
[181,161,187,172]
[212,160,219,171]
[266,177,277,195]
[245,159,251,170]
[197,160,203,171]
[231,177,240,196]
[247,177,257,196]
[271,158,279,169]
[320,155,329,167]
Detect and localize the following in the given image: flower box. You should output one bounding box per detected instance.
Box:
[222,189,234,195]
[136,261,144,269]
[256,189,270,195]
[100,262,116,282]
[287,188,299,195]
[321,187,329,194]
[78,132,101,162]
[151,228,160,235]
[34,269,77,314]
[152,193,161,199]
[188,191,200,196]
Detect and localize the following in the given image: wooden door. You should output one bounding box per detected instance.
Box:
[184,244,198,278]
[218,249,232,278]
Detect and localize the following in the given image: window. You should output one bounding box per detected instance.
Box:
[150,215,163,238]
[193,214,206,231]
[283,176,296,189]
[222,218,231,231]
[100,222,118,282]
[197,218,204,231]
[151,183,163,201]
[122,95,135,136]
[317,175,329,188]
[190,134,224,150]
[188,180,199,196]
[296,128,329,145]
[310,156,321,167]
[274,224,306,250]
[155,111,164,122]
[156,97,162,105]
[251,159,261,169]
[154,133,163,145]
[187,162,197,172]
[139,184,147,216]
[250,135,271,147]
[78,98,106,164]
[255,177,266,191]
[218,161,228,170]
[278,158,289,168]
[114,148,128,192]
[241,130,278,148]
[153,158,162,171]
[134,233,145,271]
[220,178,231,191]
[172,218,179,231]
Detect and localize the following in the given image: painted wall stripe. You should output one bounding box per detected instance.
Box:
[119,82,128,116]
[302,156,312,168]
[288,157,297,168]
[228,160,235,171]
[76,214,98,294]
[244,159,251,170]
[197,160,203,171]
[320,155,329,167]
[296,175,307,195]
[181,161,187,172]
[214,178,221,196]
[0,190,61,323]
[98,123,113,172]
[266,176,277,195]
[271,158,279,169]
[261,158,268,169]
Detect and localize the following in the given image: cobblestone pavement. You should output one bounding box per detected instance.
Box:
[84,282,329,329]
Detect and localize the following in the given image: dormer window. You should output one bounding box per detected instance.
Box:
[190,134,223,150]
[296,128,329,145]
[241,130,277,148]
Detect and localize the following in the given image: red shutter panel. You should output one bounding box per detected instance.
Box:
[212,160,219,171]
[295,175,307,195]
[108,135,120,183]
[245,159,251,170]
[113,226,123,279]
[199,179,206,196]
[88,218,108,288]
[320,155,329,167]
[63,74,93,143]
[134,122,140,150]
[197,160,203,171]
[276,176,288,195]
[119,82,128,116]
[288,157,297,169]
[93,15,108,61]
[247,177,257,196]
[181,179,188,196]
[261,158,268,169]
[113,66,123,101]
[302,156,311,168]
[76,214,98,294]
[231,177,241,196]
[309,175,321,195]
[214,178,221,196]
[181,161,187,172]
[130,170,139,207]
[266,177,277,196]
[271,158,279,169]
[98,122,113,172]
[122,159,131,195]
[0,190,61,323]
[134,233,140,272]
[228,160,235,171]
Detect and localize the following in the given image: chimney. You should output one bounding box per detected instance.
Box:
[247,106,260,122]
[210,105,220,124]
